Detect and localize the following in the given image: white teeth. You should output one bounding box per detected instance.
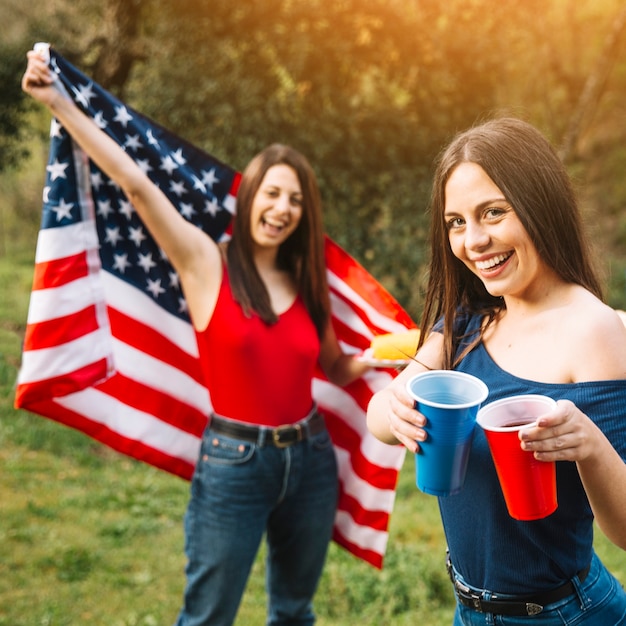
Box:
[476,253,511,270]
[263,217,285,229]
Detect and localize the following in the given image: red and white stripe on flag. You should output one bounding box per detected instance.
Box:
[14,46,416,569]
[15,216,412,568]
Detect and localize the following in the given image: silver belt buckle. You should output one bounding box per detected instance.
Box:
[525,603,543,616]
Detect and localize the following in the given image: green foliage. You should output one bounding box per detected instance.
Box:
[0,40,35,172]
[5,0,626,312]
[116,0,535,313]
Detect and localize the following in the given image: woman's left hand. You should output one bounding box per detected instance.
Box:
[521,399,626,550]
[518,399,601,463]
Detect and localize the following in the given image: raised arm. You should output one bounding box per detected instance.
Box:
[21,49,222,329]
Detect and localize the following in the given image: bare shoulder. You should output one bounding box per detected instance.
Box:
[568,289,626,337]
[566,290,626,381]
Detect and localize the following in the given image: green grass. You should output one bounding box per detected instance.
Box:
[0,440,188,626]
[2,416,624,626]
[0,252,625,626]
[0,249,457,625]
[0,410,456,625]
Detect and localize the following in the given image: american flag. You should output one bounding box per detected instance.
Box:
[15,45,415,568]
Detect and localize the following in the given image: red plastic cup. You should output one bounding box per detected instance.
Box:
[476,395,558,521]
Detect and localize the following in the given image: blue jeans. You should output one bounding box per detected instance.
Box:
[174,419,339,626]
[452,552,626,625]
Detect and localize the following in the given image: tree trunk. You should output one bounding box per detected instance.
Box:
[87,0,148,96]
[559,5,626,162]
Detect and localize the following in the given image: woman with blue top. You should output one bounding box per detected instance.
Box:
[367,117,626,624]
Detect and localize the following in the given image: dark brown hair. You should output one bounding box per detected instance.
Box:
[418,117,602,368]
[226,143,330,338]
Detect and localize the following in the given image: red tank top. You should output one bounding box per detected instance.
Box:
[195,268,320,426]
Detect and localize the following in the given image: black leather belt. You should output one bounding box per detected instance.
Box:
[447,555,590,616]
[209,410,325,448]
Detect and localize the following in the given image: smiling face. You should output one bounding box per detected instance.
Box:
[444,162,553,300]
[249,164,303,250]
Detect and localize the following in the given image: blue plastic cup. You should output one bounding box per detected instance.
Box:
[406,371,489,496]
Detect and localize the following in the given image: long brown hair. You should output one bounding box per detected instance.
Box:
[418,117,602,368]
[226,143,330,338]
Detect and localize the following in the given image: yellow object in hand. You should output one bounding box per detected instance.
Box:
[370,329,420,360]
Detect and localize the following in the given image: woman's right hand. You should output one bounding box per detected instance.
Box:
[367,332,443,450]
[367,374,428,452]
[22,50,58,107]
[386,384,427,453]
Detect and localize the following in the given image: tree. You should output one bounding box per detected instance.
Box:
[559,4,626,162]
[3,0,626,310]
[0,40,33,171]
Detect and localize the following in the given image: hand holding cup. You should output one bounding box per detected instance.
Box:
[477,395,558,520]
[406,370,488,496]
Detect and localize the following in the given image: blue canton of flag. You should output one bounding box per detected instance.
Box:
[44,48,239,321]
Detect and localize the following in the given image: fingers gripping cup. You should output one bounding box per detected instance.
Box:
[477,395,558,521]
[406,371,489,496]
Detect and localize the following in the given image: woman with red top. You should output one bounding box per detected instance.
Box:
[23,50,370,626]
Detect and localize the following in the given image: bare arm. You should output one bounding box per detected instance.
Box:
[21,49,222,328]
[520,308,626,549]
[317,321,371,387]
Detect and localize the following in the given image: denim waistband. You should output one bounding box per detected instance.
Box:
[209,405,323,448]
[446,553,590,617]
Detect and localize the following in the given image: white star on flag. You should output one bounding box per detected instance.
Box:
[113,104,133,127]
[46,159,69,180]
